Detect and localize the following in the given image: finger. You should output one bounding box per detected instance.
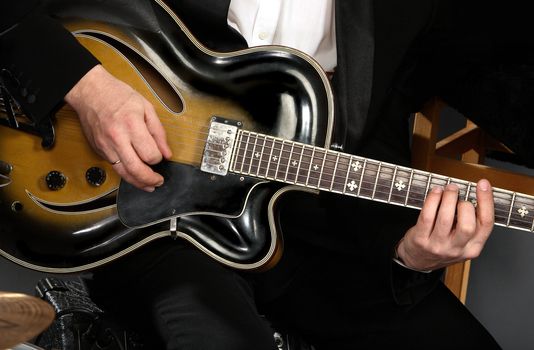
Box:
[144,99,173,159]
[111,162,156,192]
[130,121,164,165]
[113,135,164,189]
[416,185,444,238]
[432,184,459,239]
[452,200,477,247]
[474,179,495,242]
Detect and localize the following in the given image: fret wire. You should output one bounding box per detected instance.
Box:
[330,152,340,191]
[507,193,516,227]
[247,133,259,175]
[264,136,276,179]
[284,143,295,182]
[317,150,328,190]
[229,130,242,172]
[273,139,284,180]
[342,156,353,194]
[404,170,415,206]
[387,166,398,203]
[424,173,432,200]
[465,182,472,201]
[305,146,317,187]
[239,131,251,174]
[294,145,305,184]
[256,136,268,178]
[447,177,451,185]
[232,138,534,227]
[357,159,367,197]
[371,162,382,199]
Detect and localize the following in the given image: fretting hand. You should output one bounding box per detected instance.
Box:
[396,179,495,272]
[65,64,172,192]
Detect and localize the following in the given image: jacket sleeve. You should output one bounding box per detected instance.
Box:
[0,1,99,126]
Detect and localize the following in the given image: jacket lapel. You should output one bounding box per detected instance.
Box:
[332,0,374,152]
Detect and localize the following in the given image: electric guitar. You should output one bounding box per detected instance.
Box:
[1,0,533,273]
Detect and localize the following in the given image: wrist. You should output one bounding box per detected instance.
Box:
[64,64,106,108]
[393,239,432,274]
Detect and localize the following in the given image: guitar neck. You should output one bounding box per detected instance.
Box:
[230,130,534,233]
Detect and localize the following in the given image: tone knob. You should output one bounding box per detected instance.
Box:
[45,171,66,190]
[85,167,107,186]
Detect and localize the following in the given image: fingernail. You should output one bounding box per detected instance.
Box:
[478,179,490,191]
[143,186,155,192]
[446,184,458,192]
[431,186,443,193]
[156,180,164,187]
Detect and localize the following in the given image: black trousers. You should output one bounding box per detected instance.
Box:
[88,237,501,350]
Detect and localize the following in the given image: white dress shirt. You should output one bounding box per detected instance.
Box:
[227,0,337,72]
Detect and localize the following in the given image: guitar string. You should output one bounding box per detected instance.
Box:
[232,139,534,203]
[3,103,532,211]
[230,161,534,226]
[2,104,532,226]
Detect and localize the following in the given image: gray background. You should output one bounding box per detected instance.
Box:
[1,111,533,349]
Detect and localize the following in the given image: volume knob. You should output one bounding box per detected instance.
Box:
[45,170,66,190]
[86,167,107,186]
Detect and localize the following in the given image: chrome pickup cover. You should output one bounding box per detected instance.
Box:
[200,117,241,176]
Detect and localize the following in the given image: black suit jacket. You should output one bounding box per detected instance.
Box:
[1,0,533,307]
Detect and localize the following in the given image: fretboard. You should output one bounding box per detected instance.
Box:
[230,130,534,233]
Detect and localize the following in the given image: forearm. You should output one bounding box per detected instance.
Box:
[0,9,99,124]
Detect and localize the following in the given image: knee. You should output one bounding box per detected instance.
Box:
[166,327,276,350]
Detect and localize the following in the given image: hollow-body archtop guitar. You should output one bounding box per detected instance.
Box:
[0,0,533,273]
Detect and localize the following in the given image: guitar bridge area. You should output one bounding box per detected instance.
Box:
[200,116,241,176]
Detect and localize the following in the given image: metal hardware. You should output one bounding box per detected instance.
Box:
[170,217,178,239]
[201,117,241,176]
[0,160,12,175]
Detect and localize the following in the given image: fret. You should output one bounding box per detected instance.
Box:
[492,190,513,227]
[235,133,245,173]
[271,139,285,180]
[264,136,277,179]
[316,150,329,190]
[507,193,516,227]
[255,136,271,178]
[248,134,264,176]
[239,131,252,174]
[387,166,398,203]
[286,143,302,183]
[333,154,351,193]
[356,159,367,197]
[373,163,395,203]
[305,147,317,187]
[358,160,379,199]
[465,182,472,201]
[284,143,296,182]
[297,145,314,185]
[390,168,411,205]
[294,145,306,184]
[406,171,428,208]
[424,173,432,200]
[230,131,244,172]
[508,194,534,230]
[329,153,340,191]
[307,147,323,189]
[404,170,414,206]
[254,135,267,177]
[342,156,354,194]
[247,133,259,175]
[450,179,469,200]
[371,162,382,199]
